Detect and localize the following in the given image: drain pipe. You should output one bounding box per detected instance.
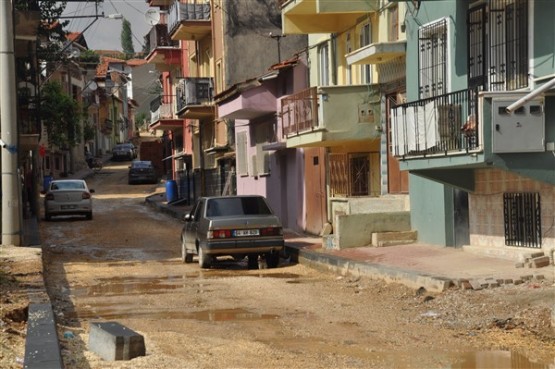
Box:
[505,77,555,113]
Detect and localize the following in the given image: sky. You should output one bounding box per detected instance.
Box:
[62,0,153,52]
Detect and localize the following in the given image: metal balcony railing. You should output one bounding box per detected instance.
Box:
[168,0,211,35]
[144,24,178,55]
[281,87,319,137]
[176,77,213,112]
[390,88,480,158]
[150,95,176,123]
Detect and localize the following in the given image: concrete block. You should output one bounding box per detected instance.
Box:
[89,322,145,361]
[521,274,533,281]
[372,230,417,247]
[534,275,545,280]
[530,256,550,268]
[514,262,525,268]
[469,280,483,290]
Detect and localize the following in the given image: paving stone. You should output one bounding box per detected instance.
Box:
[515,262,525,268]
[460,281,473,290]
[530,256,551,268]
[521,275,533,281]
[469,280,483,290]
[504,279,514,284]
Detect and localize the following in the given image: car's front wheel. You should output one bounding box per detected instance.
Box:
[198,246,211,269]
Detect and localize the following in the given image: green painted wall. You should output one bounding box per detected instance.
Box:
[409,174,455,246]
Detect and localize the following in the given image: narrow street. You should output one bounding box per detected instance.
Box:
[39,162,555,369]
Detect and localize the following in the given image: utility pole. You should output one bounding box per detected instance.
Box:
[1,0,22,246]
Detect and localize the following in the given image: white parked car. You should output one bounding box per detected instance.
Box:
[43,179,94,221]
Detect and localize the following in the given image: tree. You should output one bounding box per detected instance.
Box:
[121,18,135,57]
[40,81,82,149]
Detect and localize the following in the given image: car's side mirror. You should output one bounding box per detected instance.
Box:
[183,214,192,222]
[89,189,95,193]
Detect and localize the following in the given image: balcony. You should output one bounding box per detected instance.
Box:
[281,86,381,148]
[168,1,211,41]
[149,95,184,130]
[176,77,214,119]
[281,0,378,34]
[144,24,180,66]
[390,88,480,161]
[218,84,277,120]
[346,40,406,65]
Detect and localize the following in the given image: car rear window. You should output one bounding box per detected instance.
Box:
[51,181,86,190]
[132,161,152,169]
[206,197,272,217]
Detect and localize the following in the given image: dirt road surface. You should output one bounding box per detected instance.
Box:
[2,161,553,369]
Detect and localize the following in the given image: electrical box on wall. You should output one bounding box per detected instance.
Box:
[492,99,545,153]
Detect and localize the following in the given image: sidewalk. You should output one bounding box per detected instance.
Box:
[145,191,554,293]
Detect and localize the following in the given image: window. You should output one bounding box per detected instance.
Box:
[418,19,448,98]
[359,23,372,84]
[317,42,329,86]
[236,131,248,176]
[329,153,378,197]
[346,33,352,85]
[468,0,528,91]
[254,122,272,176]
[388,5,399,42]
[503,192,542,248]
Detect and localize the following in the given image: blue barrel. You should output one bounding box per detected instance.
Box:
[43,175,53,192]
[166,180,178,203]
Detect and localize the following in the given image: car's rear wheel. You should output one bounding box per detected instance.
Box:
[265,251,280,268]
[181,238,193,263]
[45,211,51,221]
[86,212,93,220]
[198,246,211,269]
[247,254,259,270]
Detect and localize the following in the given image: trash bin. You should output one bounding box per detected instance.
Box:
[43,175,53,192]
[166,180,178,203]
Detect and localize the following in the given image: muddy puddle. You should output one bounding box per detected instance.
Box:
[67,307,279,322]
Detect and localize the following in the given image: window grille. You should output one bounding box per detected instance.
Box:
[329,153,377,197]
[418,19,447,98]
[468,0,528,91]
[503,192,542,248]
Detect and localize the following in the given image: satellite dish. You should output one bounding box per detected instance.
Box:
[144,9,160,26]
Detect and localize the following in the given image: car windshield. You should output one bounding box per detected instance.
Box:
[132,161,152,169]
[206,197,272,217]
[51,181,86,190]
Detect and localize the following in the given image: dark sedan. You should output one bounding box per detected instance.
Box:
[128,160,158,184]
[180,195,284,269]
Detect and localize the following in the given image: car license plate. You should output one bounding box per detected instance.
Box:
[61,205,77,210]
[234,229,259,237]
